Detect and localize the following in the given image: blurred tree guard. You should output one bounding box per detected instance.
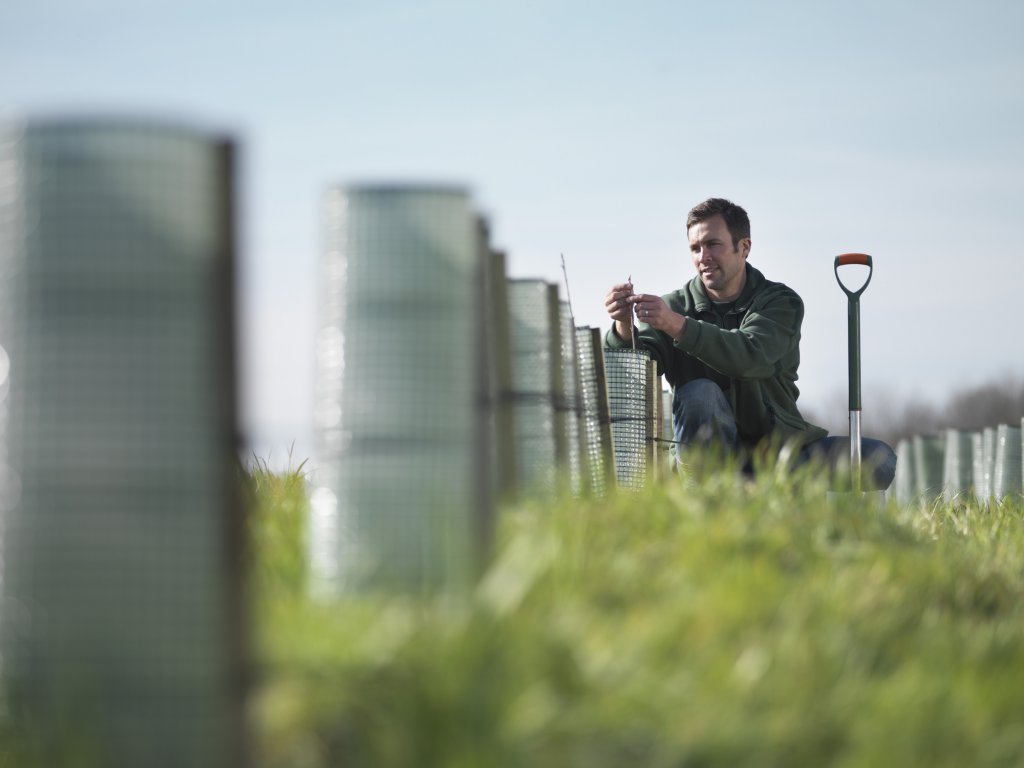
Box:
[894,438,914,505]
[0,119,246,767]
[559,300,587,496]
[661,387,675,479]
[484,248,517,506]
[912,434,944,503]
[971,431,987,503]
[507,280,565,497]
[981,427,997,504]
[312,185,491,594]
[575,326,615,498]
[942,429,976,502]
[994,424,1022,501]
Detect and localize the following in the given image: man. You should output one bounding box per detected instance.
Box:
[604,197,895,489]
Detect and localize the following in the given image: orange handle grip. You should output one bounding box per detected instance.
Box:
[835,253,871,267]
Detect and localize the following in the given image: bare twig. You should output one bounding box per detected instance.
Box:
[628,274,636,351]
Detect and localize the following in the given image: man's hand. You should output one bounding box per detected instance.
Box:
[604,282,635,340]
[629,293,686,340]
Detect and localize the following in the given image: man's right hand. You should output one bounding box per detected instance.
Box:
[604,282,635,340]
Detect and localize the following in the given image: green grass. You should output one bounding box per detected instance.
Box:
[248,454,310,602]
[250,466,1024,767]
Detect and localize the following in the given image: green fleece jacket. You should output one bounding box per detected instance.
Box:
[605,264,827,450]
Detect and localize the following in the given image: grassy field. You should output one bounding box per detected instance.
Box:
[249,464,1024,767]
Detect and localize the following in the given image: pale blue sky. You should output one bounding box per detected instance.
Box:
[3,0,1023,466]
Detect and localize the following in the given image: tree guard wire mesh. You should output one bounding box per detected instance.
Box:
[575,327,614,497]
[661,386,675,474]
[0,119,244,767]
[941,429,976,502]
[977,427,997,504]
[993,424,1022,500]
[971,432,985,503]
[471,217,503,567]
[645,363,661,482]
[313,184,486,593]
[507,280,564,495]
[894,438,915,505]
[559,300,586,495]
[604,348,652,490]
[486,249,516,502]
[912,434,944,503]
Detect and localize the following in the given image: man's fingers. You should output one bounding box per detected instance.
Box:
[605,284,643,323]
[629,294,666,322]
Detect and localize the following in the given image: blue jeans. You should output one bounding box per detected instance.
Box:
[672,379,739,457]
[672,378,896,490]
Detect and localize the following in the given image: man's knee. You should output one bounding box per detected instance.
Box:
[673,378,730,420]
[800,436,897,491]
[863,439,897,490]
[673,378,737,448]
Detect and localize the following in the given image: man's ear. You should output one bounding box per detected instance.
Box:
[741,238,752,259]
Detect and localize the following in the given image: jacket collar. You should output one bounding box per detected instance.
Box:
[691,263,764,313]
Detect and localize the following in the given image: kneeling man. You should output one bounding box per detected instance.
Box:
[604,197,895,489]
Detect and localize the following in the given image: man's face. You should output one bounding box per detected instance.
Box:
[688,214,750,302]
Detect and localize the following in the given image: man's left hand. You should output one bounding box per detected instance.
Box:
[629,294,685,339]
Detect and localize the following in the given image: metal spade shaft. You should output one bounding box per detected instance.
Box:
[834,253,873,492]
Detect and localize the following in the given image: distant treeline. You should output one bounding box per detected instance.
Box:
[804,375,1024,448]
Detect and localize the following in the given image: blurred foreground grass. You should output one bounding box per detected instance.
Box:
[249,464,1024,767]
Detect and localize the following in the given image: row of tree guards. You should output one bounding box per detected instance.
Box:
[893,421,1024,506]
[311,185,675,595]
[0,122,679,766]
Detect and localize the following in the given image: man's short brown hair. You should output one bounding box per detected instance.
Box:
[686,198,750,249]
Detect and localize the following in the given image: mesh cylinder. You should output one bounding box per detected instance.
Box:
[912,435,944,503]
[559,301,584,495]
[507,280,561,494]
[313,185,482,593]
[893,438,915,505]
[605,348,650,490]
[941,429,975,502]
[993,424,1022,501]
[979,427,997,504]
[0,119,243,767]
[574,327,612,497]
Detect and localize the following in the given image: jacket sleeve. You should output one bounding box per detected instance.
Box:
[673,287,803,380]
